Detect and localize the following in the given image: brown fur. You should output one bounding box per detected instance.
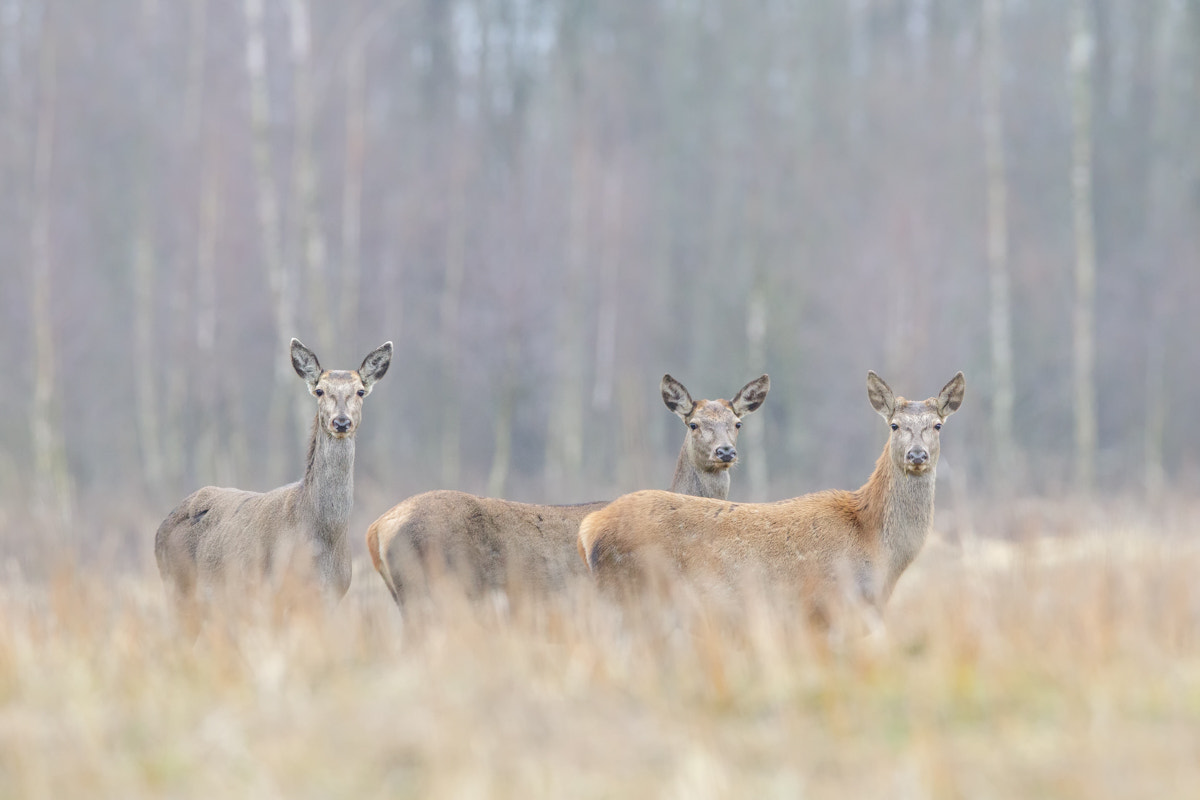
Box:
[578,372,965,614]
[154,339,392,624]
[366,375,769,606]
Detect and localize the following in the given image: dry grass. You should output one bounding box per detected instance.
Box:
[2,502,1200,799]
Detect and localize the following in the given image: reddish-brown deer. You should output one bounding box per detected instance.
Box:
[578,371,964,619]
[366,374,770,606]
[155,339,392,622]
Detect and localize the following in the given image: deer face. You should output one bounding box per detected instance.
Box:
[682,399,745,471]
[868,371,965,475]
[291,339,393,439]
[662,374,770,473]
[311,371,369,438]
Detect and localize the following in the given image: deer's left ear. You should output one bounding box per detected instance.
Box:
[731,375,770,417]
[359,341,393,392]
[936,371,965,417]
[291,339,323,391]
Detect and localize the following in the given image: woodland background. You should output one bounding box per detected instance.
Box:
[2,0,1198,567]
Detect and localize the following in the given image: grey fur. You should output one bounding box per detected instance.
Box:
[155,339,392,623]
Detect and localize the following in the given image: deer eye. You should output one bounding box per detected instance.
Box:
[689,422,698,431]
[735,421,742,429]
[357,389,366,397]
[890,423,899,431]
[934,422,942,430]
[314,389,324,397]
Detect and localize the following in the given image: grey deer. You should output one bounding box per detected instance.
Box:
[366,373,770,606]
[155,339,392,621]
[579,371,964,621]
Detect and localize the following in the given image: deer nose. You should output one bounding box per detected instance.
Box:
[332,415,353,433]
[906,448,928,466]
[715,445,737,463]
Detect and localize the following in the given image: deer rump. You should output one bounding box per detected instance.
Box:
[367,491,608,603]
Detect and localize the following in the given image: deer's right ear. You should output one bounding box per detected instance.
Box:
[661,374,696,420]
[291,338,323,391]
[866,371,896,420]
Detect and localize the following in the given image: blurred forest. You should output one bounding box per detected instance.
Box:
[1,0,1198,550]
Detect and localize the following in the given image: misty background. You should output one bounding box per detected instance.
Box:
[2,0,1197,566]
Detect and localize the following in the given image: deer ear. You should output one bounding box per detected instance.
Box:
[359,341,393,392]
[866,371,896,420]
[291,339,322,390]
[661,374,696,420]
[936,371,965,417]
[731,374,770,417]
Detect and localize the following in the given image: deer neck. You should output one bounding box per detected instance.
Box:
[671,447,731,500]
[300,416,356,538]
[856,446,936,596]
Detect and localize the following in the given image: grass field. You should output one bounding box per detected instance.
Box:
[2,498,1199,799]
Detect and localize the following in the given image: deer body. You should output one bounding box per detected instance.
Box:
[155,339,392,614]
[578,372,965,612]
[366,374,769,605]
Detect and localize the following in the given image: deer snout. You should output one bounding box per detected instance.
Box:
[715,445,737,463]
[905,447,929,467]
[332,414,354,434]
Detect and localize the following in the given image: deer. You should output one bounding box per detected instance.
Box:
[365,373,770,606]
[577,371,965,623]
[154,338,392,623]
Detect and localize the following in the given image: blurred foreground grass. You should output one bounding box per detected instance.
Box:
[2,502,1200,799]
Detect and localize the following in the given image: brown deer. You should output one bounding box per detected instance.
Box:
[155,339,392,620]
[366,374,770,605]
[578,371,964,618]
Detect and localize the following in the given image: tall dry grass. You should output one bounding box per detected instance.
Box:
[2,499,1200,799]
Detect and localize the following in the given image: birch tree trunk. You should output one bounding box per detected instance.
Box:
[288,0,331,355]
[178,0,231,487]
[339,33,366,339]
[245,0,299,483]
[485,336,517,499]
[1142,0,1188,501]
[544,130,590,495]
[132,206,165,495]
[745,275,769,502]
[161,0,207,492]
[29,9,72,522]
[982,0,1016,492]
[439,135,467,489]
[132,4,165,498]
[1069,0,1098,494]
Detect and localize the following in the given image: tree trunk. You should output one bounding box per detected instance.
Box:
[439,133,467,489]
[485,336,517,499]
[29,10,72,522]
[1142,0,1188,501]
[132,206,165,495]
[289,0,331,355]
[339,33,366,339]
[245,0,299,483]
[745,274,769,502]
[544,130,590,496]
[982,0,1016,493]
[1069,0,1098,494]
